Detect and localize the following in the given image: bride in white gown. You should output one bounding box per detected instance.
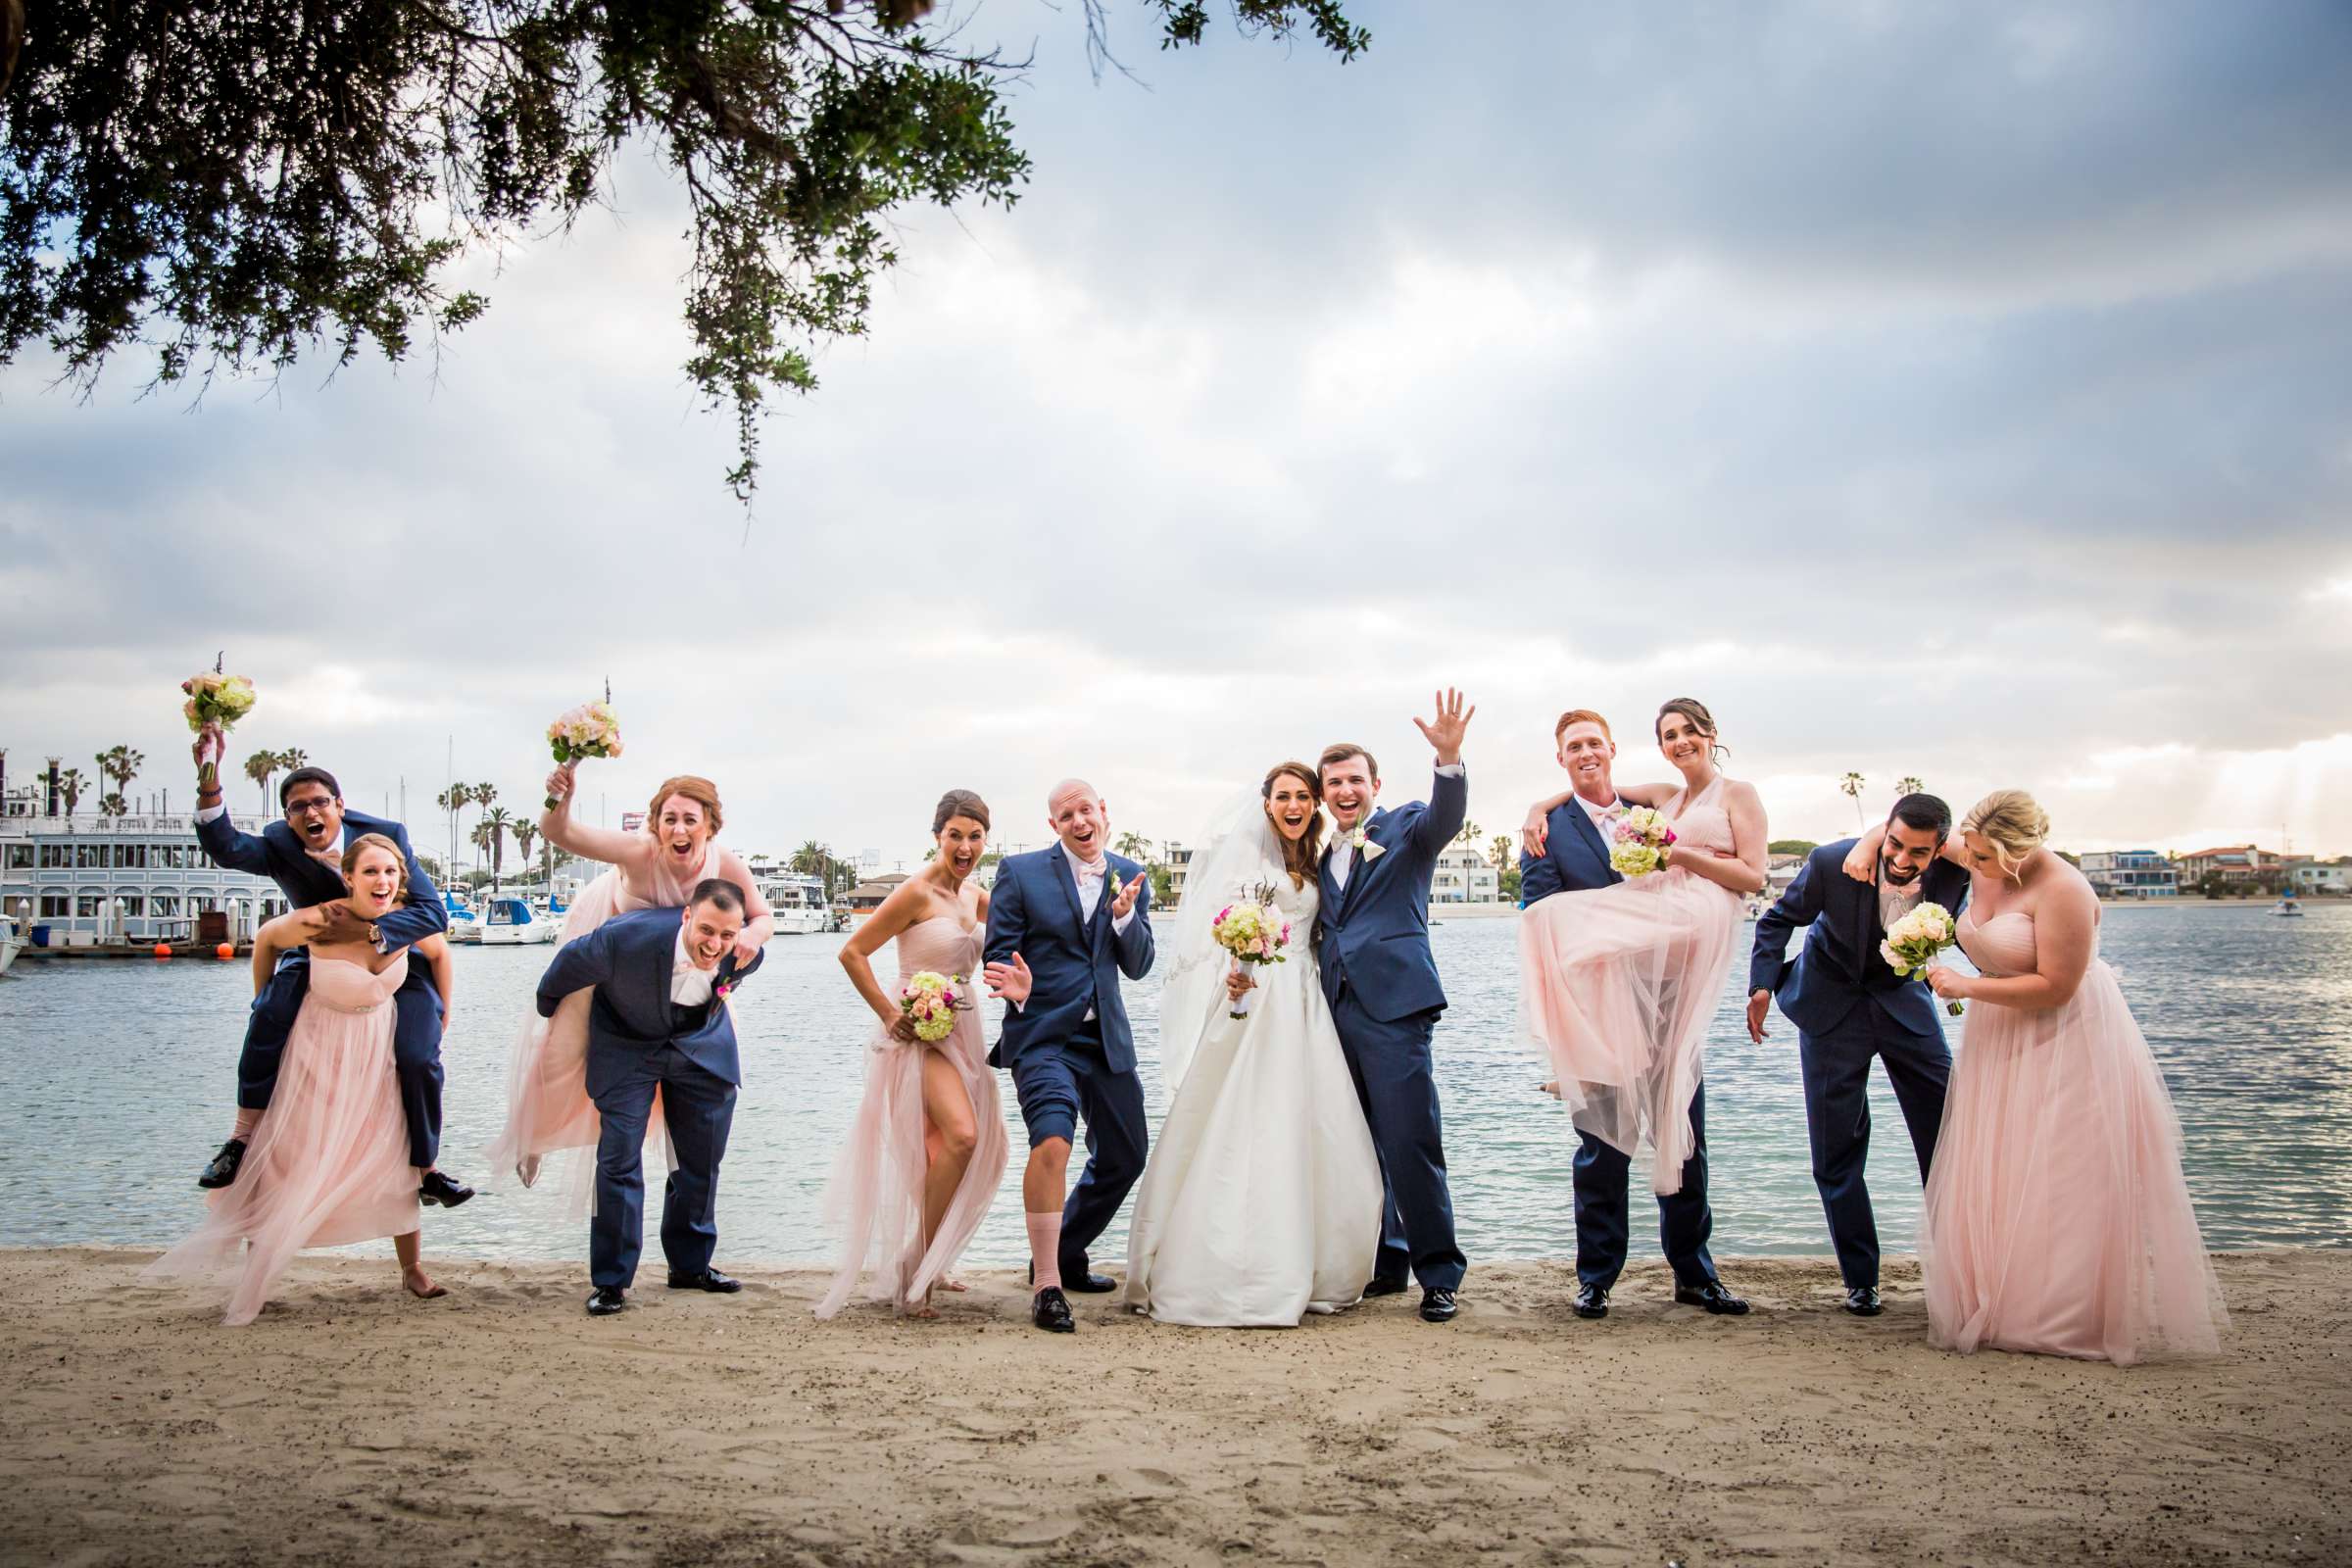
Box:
[1124,761,1385,1327]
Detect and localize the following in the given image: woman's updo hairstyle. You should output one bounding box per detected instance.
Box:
[648,775,723,835]
[340,832,411,906]
[1961,789,2051,879]
[1655,697,1728,761]
[932,789,991,834]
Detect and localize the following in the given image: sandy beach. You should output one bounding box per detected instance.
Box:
[2,1249,2344,1566]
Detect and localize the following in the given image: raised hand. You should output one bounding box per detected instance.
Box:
[1412,687,1475,766]
[1109,870,1146,921]
[984,953,1033,1006]
[192,720,225,787]
[544,760,579,807]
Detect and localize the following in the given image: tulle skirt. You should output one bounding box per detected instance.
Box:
[1516,869,1740,1193]
[1921,961,2226,1364]
[813,1010,1007,1317]
[485,868,671,1209]
[146,1001,419,1325]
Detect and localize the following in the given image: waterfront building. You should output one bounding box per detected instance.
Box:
[2081,850,2180,899]
[2176,845,2283,889]
[1161,843,1191,909]
[2285,858,2350,897]
[1431,844,1501,905]
[1,808,291,946]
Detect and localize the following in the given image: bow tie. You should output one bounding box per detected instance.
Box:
[1073,858,1109,882]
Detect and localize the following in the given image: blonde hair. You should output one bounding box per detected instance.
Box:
[1961,789,2051,878]
[341,833,411,906]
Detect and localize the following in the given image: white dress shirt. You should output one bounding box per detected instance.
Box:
[1330,763,1465,891]
[1066,856,1136,1021]
[1576,792,1625,850]
[670,932,719,1008]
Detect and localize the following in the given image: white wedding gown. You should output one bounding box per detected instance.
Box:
[1125,866,1385,1327]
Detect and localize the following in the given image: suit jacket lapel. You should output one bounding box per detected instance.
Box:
[1317,842,1343,925]
[1564,800,1614,884]
[1336,811,1380,921]
[1047,844,1089,944]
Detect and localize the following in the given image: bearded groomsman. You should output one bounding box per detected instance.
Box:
[1748,794,1971,1315]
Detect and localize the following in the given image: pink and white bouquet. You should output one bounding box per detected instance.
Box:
[1212,884,1292,1020]
[1609,807,1679,877]
[897,970,968,1045]
[181,669,258,789]
[1882,902,1966,1016]
[544,701,624,807]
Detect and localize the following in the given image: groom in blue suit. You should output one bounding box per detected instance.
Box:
[187,735,463,1204]
[1519,710,1742,1320]
[1315,690,1475,1324]
[1748,793,1970,1315]
[536,881,763,1316]
[983,778,1155,1333]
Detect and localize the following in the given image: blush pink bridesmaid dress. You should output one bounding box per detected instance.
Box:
[148,956,422,1325]
[1921,908,2226,1363]
[814,912,1008,1317]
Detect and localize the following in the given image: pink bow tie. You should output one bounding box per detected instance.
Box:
[1074,858,1108,882]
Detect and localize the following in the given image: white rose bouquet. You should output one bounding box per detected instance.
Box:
[1883,901,1966,1015]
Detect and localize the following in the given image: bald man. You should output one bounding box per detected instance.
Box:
[982,779,1156,1333]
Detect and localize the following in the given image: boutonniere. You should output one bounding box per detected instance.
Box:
[1337,826,1386,861]
[713,978,734,1002]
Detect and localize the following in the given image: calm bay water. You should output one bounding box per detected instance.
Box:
[2,904,2345,1268]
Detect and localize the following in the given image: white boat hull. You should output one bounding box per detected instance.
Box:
[479,921,558,945]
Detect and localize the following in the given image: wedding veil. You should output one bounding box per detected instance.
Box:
[1155,786,1288,1094]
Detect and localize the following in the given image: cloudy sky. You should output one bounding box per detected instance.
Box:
[4,0,2349,868]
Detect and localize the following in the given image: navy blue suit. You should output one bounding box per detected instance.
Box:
[536,908,762,1290]
[1520,797,1721,1294]
[984,846,1155,1276]
[1316,766,1468,1291]
[1749,841,1971,1290]
[195,808,450,1166]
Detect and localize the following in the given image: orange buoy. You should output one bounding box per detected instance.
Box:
[153,943,173,958]
[215,943,236,959]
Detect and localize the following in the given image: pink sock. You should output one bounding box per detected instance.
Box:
[1025,1211,1064,1293]
[231,1107,261,1141]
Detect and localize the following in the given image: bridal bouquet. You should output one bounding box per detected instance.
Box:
[544,701,624,807]
[1212,886,1292,1020]
[1609,808,1679,877]
[1883,902,1966,1016]
[182,669,259,790]
[897,970,968,1045]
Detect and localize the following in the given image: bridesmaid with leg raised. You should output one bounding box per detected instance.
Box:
[816,790,1009,1319]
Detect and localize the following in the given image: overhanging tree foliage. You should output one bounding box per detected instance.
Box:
[0,0,1365,500]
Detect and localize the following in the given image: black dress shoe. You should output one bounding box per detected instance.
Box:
[1573,1283,1610,1319]
[1362,1275,1410,1298]
[667,1268,742,1294]
[586,1286,627,1316]
[197,1138,249,1190]
[1032,1287,1075,1333]
[1061,1271,1117,1294]
[1843,1286,1884,1316]
[417,1169,475,1208]
[1674,1279,1751,1316]
[1419,1288,1458,1324]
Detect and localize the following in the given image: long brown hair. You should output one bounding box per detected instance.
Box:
[1263,761,1326,889]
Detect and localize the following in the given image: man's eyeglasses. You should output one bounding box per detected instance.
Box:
[283,797,337,817]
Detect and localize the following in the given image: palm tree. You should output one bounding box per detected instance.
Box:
[95,745,144,808]
[791,838,827,876]
[1490,833,1516,872]
[469,817,499,883]
[277,748,308,774]
[480,807,512,890]
[1454,818,1484,848]
[1895,775,1925,798]
[512,817,538,883]
[1114,830,1151,862]
[246,750,281,809]
[99,792,128,817]
[1838,771,1866,829]
[57,766,86,816]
